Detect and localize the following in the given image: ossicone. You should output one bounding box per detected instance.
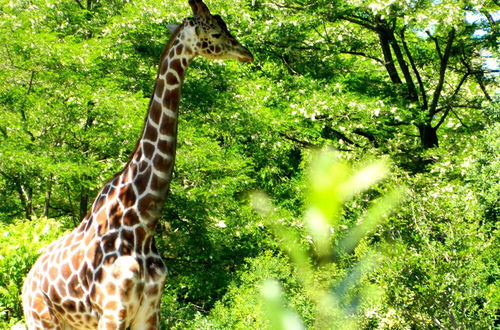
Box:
[189,0,211,17]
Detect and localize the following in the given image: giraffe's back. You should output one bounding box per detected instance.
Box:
[22,215,167,329]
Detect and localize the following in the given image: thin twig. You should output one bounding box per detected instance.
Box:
[340,51,384,64]
[450,108,469,128]
[73,0,85,9]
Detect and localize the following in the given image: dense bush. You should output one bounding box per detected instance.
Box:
[0,218,68,328]
[0,0,498,328]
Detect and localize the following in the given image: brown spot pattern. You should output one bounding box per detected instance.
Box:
[170,59,184,76]
[143,123,158,143]
[175,45,183,55]
[103,253,117,266]
[134,169,151,195]
[149,101,162,125]
[166,72,179,85]
[137,194,155,216]
[153,153,170,173]
[150,172,168,191]
[119,186,136,208]
[102,232,118,254]
[155,79,164,98]
[163,88,180,110]
[93,246,104,269]
[123,209,140,227]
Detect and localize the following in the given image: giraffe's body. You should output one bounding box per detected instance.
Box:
[22,1,253,328]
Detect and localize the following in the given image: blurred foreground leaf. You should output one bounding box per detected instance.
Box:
[252,148,405,329]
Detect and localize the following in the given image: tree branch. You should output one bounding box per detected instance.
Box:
[433,72,470,116]
[353,128,378,147]
[450,72,470,100]
[386,121,411,126]
[429,29,456,117]
[427,31,442,60]
[401,28,427,108]
[73,0,85,9]
[460,56,495,103]
[387,27,418,101]
[263,1,313,10]
[322,126,360,147]
[27,70,35,94]
[481,10,498,34]
[475,73,494,103]
[340,14,378,32]
[0,126,7,138]
[434,106,451,130]
[377,27,402,84]
[280,133,316,148]
[450,108,469,128]
[339,51,384,64]
[0,169,13,180]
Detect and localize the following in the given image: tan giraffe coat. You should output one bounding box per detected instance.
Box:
[22,1,253,329]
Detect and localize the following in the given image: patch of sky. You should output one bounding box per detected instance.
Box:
[466,10,499,39]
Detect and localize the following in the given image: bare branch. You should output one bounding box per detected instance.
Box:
[460,56,495,103]
[386,121,411,126]
[433,318,447,330]
[481,10,498,34]
[450,72,470,100]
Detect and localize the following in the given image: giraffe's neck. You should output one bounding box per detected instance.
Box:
[116,28,194,228]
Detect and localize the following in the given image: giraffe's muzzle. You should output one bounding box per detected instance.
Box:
[236,46,254,63]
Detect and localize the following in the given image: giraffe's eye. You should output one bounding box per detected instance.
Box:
[212,33,222,38]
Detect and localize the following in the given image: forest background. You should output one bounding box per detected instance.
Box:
[0,0,498,328]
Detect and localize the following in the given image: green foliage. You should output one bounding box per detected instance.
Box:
[0,217,68,328]
[253,150,403,329]
[0,0,498,328]
[189,150,402,329]
[189,251,304,329]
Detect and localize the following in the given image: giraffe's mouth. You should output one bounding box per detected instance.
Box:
[234,45,254,63]
[238,55,254,63]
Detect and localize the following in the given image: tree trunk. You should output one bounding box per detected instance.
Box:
[44,179,52,217]
[26,186,33,218]
[16,184,30,219]
[378,30,402,85]
[418,124,439,148]
[386,29,418,101]
[79,188,89,220]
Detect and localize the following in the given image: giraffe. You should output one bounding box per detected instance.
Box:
[21,1,253,329]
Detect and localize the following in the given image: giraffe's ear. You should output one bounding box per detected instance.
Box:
[167,24,180,33]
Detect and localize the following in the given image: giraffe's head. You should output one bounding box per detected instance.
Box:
[170,0,254,63]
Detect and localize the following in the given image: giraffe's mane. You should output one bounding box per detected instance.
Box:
[114,24,185,182]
